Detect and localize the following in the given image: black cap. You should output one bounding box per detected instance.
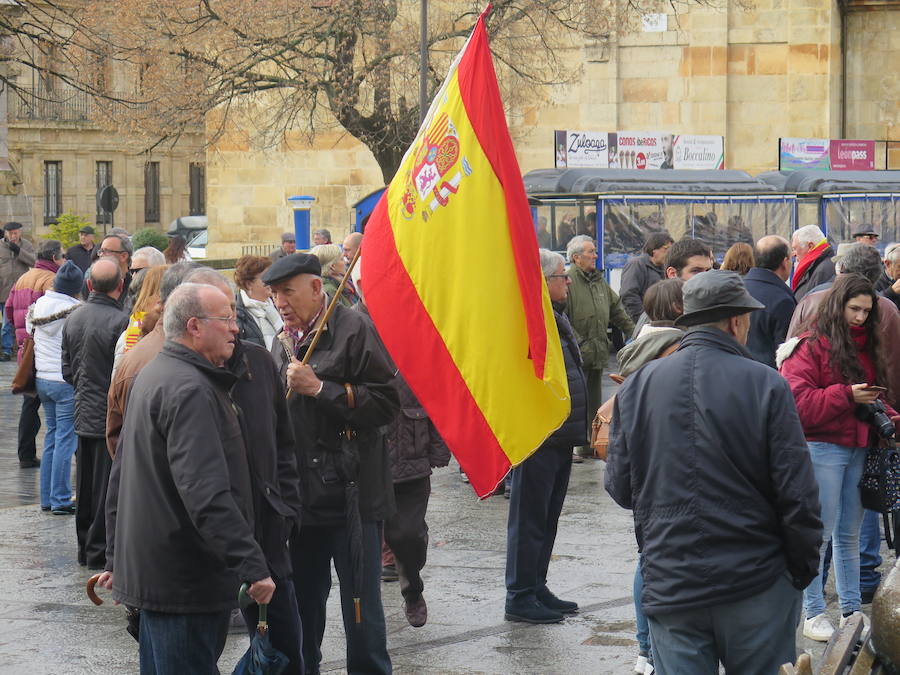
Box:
[261,252,321,285]
[852,223,878,238]
[675,270,764,327]
[78,225,96,235]
[3,222,22,231]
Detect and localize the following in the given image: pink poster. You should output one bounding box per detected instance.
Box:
[829,140,875,171]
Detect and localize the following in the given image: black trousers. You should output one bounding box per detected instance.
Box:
[384,476,431,602]
[17,394,41,463]
[75,436,112,568]
[291,523,390,675]
[240,577,304,675]
[505,443,573,603]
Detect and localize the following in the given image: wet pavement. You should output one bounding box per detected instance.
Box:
[0,359,890,673]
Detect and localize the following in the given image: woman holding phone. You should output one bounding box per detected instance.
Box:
[779,273,898,642]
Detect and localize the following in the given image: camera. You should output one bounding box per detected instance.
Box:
[856,399,896,439]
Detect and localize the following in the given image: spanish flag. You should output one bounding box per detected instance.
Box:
[362,6,570,498]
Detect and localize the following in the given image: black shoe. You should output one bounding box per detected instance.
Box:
[505,598,565,624]
[0,351,10,361]
[40,505,51,512]
[381,563,399,582]
[51,504,76,515]
[537,588,578,614]
[19,459,40,468]
[862,586,879,604]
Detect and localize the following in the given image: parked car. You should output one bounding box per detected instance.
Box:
[186,229,208,259]
[166,215,207,242]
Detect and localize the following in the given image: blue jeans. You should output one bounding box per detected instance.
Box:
[634,560,650,656]
[138,608,230,675]
[0,303,13,353]
[859,509,882,592]
[36,378,77,509]
[649,572,801,675]
[803,441,866,617]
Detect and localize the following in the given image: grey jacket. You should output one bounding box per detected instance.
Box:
[0,238,35,303]
[618,254,664,323]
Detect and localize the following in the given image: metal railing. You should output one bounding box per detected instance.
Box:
[8,87,135,123]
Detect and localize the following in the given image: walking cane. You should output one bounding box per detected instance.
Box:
[286,245,363,399]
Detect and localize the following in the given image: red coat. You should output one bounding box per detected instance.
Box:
[780,330,897,447]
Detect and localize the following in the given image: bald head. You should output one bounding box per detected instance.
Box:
[754,235,792,281]
[88,258,124,297]
[342,232,363,262]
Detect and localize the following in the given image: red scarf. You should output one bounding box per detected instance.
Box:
[791,240,829,291]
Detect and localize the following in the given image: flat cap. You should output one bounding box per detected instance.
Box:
[3,221,22,231]
[281,231,296,242]
[78,225,96,235]
[261,252,321,285]
[853,223,878,238]
[675,269,764,327]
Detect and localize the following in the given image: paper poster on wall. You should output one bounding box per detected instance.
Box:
[674,135,725,169]
[555,130,609,168]
[779,138,831,171]
[615,132,671,169]
[829,140,875,170]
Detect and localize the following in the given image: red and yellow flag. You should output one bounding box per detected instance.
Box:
[362,7,570,498]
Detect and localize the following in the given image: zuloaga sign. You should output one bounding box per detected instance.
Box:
[554,130,725,170]
[778,138,876,171]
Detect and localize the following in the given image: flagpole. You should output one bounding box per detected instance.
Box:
[285,245,363,399]
[419,0,428,125]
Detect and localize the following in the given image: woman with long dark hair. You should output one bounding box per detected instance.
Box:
[779,273,898,642]
[163,235,191,264]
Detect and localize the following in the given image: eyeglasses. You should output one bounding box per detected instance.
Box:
[197,316,238,326]
[129,267,147,275]
[99,248,126,256]
[547,274,569,280]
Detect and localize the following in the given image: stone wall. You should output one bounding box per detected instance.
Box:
[205,0,897,257]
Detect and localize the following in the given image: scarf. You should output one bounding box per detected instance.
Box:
[791,239,829,291]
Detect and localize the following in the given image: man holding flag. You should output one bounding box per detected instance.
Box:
[361,6,570,499]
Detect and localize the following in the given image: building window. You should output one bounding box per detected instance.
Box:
[43,161,62,224]
[189,162,205,215]
[145,161,160,223]
[95,161,112,225]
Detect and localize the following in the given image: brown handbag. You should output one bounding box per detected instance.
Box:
[11,337,36,395]
[590,394,616,461]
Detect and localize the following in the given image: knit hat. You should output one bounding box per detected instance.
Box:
[54,261,84,297]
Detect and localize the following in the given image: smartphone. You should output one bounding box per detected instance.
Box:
[862,386,887,392]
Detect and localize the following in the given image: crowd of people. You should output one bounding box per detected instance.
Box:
[1,216,899,674]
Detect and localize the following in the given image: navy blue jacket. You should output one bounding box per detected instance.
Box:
[552,308,589,446]
[605,327,822,616]
[744,267,797,368]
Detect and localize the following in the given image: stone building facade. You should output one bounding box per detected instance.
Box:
[205,0,900,258]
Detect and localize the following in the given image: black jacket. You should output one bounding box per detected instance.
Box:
[111,342,269,613]
[551,308,589,446]
[235,290,266,348]
[794,246,835,302]
[384,372,451,483]
[227,340,303,579]
[605,327,822,615]
[618,254,664,323]
[744,267,797,368]
[61,292,128,437]
[272,302,400,527]
[65,243,96,274]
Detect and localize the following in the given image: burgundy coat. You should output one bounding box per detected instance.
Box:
[5,260,57,355]
[780,330,898,447]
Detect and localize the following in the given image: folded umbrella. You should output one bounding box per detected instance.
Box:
[233,583,289,675]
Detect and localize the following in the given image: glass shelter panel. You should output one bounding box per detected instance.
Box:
[822,196,900,248]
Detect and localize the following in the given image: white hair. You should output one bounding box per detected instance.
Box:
[539,249,565,277]
[566,235,594,262]
[885,243,900,263]
[133,246,166,267]
[164,283,213,339]
[792,224,825,246]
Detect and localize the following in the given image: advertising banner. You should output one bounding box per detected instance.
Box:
[557,130,724,170]
[779,138,830,171]
[829,140,875,171]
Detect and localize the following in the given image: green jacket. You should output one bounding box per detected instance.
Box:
[564,265,634,371]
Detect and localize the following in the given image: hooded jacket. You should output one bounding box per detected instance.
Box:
[111,342,269,613]
[26,291,81,382]
[616,324,683,378]
[564,265,634,371]
[61,292,129,437]
[779,331,898,448]
[605,327,822,615]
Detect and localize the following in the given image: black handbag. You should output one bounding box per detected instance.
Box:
[858,441,900,514]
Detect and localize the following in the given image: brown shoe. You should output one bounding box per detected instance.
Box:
[404,594,427,628]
